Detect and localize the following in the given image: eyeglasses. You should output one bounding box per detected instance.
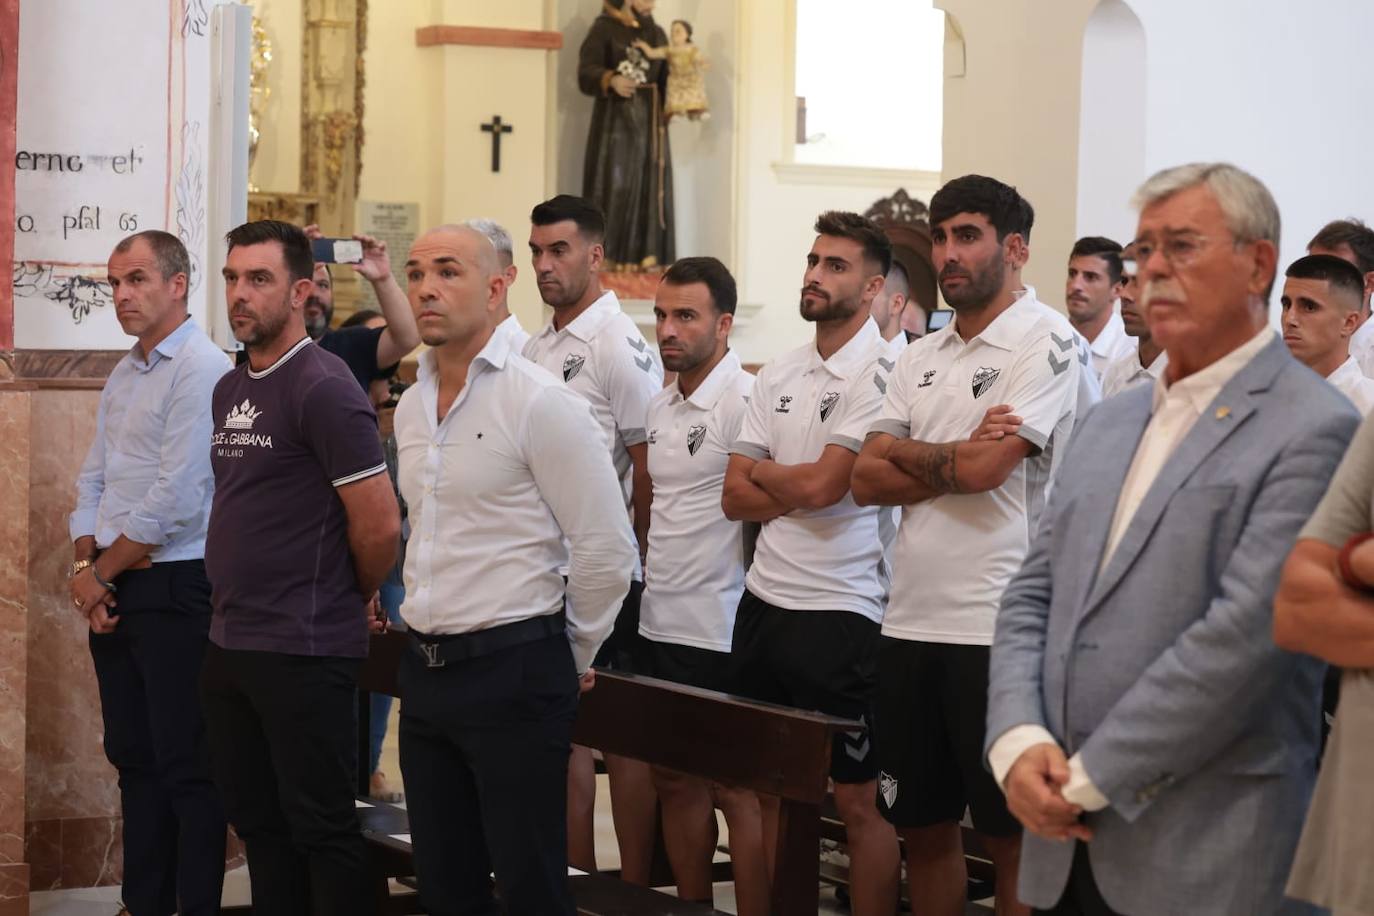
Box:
[1132,232,1228,270]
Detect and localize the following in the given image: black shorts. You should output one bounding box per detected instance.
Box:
[873,637,1018,836]
[730,590,879,784]
[593,580,646,673]
[641,638,734,693]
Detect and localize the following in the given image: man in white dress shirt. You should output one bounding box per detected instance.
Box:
[639,256,767,915]
[465,217,530,351]
[1065,237,1133,380]
[1281,254,1374,415]
[1307,219,1374,377]
[523,194,664,881]
[1100,243,1167,399]
[393,224,636,914]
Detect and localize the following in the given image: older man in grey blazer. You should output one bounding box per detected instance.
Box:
[985,163,1359,915]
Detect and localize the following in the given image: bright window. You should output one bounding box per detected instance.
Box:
[793,0,945,171]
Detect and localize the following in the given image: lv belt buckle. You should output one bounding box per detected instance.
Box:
[420,642,446,669]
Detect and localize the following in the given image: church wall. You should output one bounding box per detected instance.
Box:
[21,388,124,891]
[0,387,32,913]
[1135,0,1374,310]
[361,0,553,334]
[940,0,1374,316]
[248,0,303,195]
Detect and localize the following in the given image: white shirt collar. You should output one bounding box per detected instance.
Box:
[932,286,1042,353]
[807,317,881,380]
[416,324,516,385]
[1150,326,1275,416]
[536,289,621,343]
[1089,309,1129,358]
[246,335,312,379]
[1327,354,1364,387]
[676,350,743,410]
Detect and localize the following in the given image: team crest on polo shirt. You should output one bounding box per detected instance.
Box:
[687,424,707,456]
[879,771,899,808]
[562,353,586,382]
[819,391,841,421]
[647,428,658,445]
[971,366,1000,399]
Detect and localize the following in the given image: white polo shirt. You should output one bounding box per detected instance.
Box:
[733,318,893,622]
[1350,317,1374,378]
[394,331,637,673]
[873,290,1080,645]
[1328,355,1374,416]
[1100,346,1168,400]
[524,289,662,500]
[524,289,663,577]
[496,312,531,352]
[1085,307,1134,379]
[640,351,754,652]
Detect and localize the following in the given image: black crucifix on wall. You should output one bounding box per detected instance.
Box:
[480,116,513,172]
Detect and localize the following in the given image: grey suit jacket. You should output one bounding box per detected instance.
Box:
[987,337,1358,914]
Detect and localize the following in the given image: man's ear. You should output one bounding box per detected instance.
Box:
[863,271,886,303]
[290,277,314,310]
[1343,305,1362,339]
[1005,234,1029,269]
[589,241,606,272]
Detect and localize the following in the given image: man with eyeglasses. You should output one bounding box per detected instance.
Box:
[986,163,1358,914]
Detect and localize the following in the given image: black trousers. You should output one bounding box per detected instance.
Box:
[199,642,370,916]
[1035,843,1123,916]
[88,560,226,916]
[398,631,579,916]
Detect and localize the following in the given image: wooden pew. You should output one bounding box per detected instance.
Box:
[352,628,861,915]
[573,669,861,915]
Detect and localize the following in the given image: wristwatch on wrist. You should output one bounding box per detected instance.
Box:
[70,559,93,579]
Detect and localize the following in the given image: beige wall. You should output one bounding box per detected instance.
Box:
[729,0,940,363]
[360,0,553,332]
[248,0,303,194]
[936,0,1098,312]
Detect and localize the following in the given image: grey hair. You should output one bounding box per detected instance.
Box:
[1131,162,1281,249]
[463,218,514,270]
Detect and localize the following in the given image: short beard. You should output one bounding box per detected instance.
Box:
[799,290,862,324]
[661,336,716,373]
[233,306,291,349]
[304,311,328,339]
[540,267,593,310]
[939,259,1005,312]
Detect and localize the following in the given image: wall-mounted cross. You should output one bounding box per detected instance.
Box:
[480,115,513,173]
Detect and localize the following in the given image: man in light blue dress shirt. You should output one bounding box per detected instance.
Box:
[70,231,231,916]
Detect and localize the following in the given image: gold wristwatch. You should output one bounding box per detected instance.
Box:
[70,559,93,579]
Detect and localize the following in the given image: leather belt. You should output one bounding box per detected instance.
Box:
[408,612,565,669]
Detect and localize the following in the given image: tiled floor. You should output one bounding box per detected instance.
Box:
[30,704,994,914]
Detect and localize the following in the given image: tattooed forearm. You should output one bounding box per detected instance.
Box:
[889,441,964,494]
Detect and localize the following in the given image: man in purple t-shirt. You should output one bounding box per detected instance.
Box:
[201,219,399,916]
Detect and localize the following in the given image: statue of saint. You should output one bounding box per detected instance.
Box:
[577,0,675,271]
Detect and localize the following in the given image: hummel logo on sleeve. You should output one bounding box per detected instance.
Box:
[634,354,654,373]
[877,357,895,372]
[626,335,647,353]
[1049,332,1074,352]
[872,372,887,395]
[1047,350,1070,376]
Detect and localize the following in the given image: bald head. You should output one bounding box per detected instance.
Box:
[406,224,508,350]
[417,224,501,277]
